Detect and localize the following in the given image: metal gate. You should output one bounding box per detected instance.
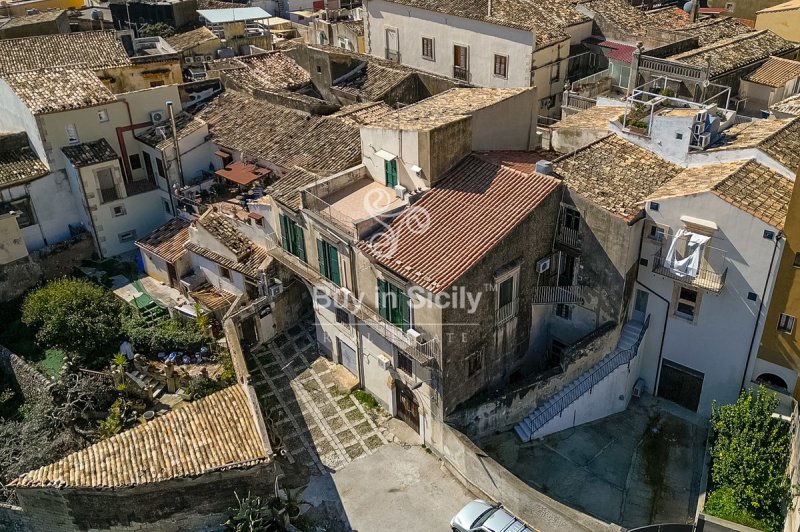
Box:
[397,385,420,433]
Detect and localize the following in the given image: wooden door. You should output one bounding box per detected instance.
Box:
[657,360,704,412]
[397,385,420,433]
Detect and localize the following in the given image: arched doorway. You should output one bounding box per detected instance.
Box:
[755,373,789,392]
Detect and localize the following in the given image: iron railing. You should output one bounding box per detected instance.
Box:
[523,315,650,436]
[496,298,518,326]
[532,285,583,305]
[652,247,727,293]
[556,225,581,250]
[453,65,470,82]
[301,191,357,240]
[639,56,705,81]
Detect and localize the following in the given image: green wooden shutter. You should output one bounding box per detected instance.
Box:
[328,245,341,286]
[385,159,397,188]
[399,289,410,331]
[294,224,306,263]
[378,280,389,320]
[279,214,290,251]
[317,239,327,278]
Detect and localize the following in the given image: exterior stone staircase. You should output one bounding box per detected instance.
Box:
[514,316,649,442]
[126,369,167,400]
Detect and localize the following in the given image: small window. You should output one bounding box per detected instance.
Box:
[129,153,142,170]
[675,287,699,321]
[493,54,508,79]
[338,36,349,49]
[65,123,79,145]
[725,2,734,12]
[316,65,322,74]
[118,230,136,243]
[397,351,413,375]
[778,313,796,334]
[112,205,126,217]
[649,201,660,212]
[550,339,567,361]
[219,266,231,280]
[149,81,164,88]
[155,157,166,178]
[550,63,560,83]
[648,224,665,242]
[563,206,580,231]
[763,230,775,240]
[97,109,109,122]
[555,303,572,320]
[467,350,483,377]
[422,37,434,61]
[675,132,683,140]
[335,307,350,326]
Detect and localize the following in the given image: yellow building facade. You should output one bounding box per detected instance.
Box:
[756,0,800,42]
[4,0,83,17]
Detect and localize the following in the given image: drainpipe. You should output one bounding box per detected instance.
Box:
[740,230,784,393]
[349,245,366,389]
[167,101,185,188]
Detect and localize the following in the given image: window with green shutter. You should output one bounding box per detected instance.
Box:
[279,213,307,262]
[378,279,410,330]
[317,239,341,285]
[384,159,398,188]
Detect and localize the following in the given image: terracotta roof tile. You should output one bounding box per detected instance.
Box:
[644,7,690,29]
[674,16,753,46]
[772,93,800,116]
[269,166,326,211]
[236,52,311,90]
[190,283,236,311]
[333,62,416,100]
[669,30,799,78]
[554,135,683,221]
[384,0,587,46]
[135,112,207,151]
[13,385,269,489]
[710,117,800,170]
[0,30,131,74]
[743,56,800,87]
[135,218,190,263]
[1,9,65,28]
[199,211,259,259]
[0,133,48,189]
[552,105,626,129]
[166,26,219,52]
[359,153,561,292]
[61,139,118,168]
[329,102,395,125]
[186,242,270,278]
[4,67,115,115]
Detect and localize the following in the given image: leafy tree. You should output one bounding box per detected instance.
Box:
[707,386,792,531]
[122,315,206,354]
[138,22,176,38]
[22,278,128,367]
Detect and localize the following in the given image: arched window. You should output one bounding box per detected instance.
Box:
[755,373,789,391]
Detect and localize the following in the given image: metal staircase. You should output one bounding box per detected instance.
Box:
[514,315,649,442]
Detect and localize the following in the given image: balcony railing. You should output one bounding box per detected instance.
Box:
[638,56,705,82]
[453,65,470,82]
[496,298,518,326]
[265,235,439,365]
[652,247,727,293]
[301,191,357,240]
[532,285,583,305]
[385,49,401,63]
[556,226,581,250]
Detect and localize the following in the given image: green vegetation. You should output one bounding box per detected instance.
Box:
[122,315,206,354]
[0,296,45,363]
[353,389,379,409]
[97,398,124,440]
[22,278,129,368]
[38,349,65,378]
[138,22,176,38]
[705,386,791,532]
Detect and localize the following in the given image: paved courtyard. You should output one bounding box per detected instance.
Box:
[246,317,393,473]
[478,395,708,529]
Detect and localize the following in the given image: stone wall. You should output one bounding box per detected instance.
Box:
[14,463,280,532]
[446,322,620,439]
[0,345,54,404]
[432,422,619,532]
[0,503,31,532]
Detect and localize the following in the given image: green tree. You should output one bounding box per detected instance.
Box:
[22,279,128,367]
[122,315,206,353]
[138,22,176,38]
[707,386,792,531]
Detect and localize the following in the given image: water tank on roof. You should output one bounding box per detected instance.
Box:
[91,9,102,20]
[683,1,693,12]
[535,160,553,176]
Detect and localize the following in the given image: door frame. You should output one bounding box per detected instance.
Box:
[633,289,649,323]
[396,382,420,433]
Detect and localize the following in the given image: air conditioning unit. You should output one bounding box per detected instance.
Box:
[406,328,422,343]
[536,257,551,273]
[149,110,166,123]
[394,184,407,199]
[699,133,712,148]
[632,377,646,398]
[268,279,284,298]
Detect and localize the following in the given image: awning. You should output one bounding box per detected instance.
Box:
[375,149,396,161]
[215,161,270,185]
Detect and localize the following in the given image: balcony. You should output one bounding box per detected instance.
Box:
[385,49,400,63]
[125,178,158,197]
[532,271,583,305]
[453,66,471,82]
[496,298,518,326]
[652,246,727,293]
[556,226,581,251]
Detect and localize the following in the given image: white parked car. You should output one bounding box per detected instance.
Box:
[450,500,533,532]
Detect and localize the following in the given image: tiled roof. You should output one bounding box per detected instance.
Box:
[333,62,415,101]
[0,133,48,189]
[757,0,800,13]
[341,20,365,37]
[269,166,325,211]
[236,52,311,89]
[596,40,637,64]
[13,385,269,489]
[648,160,792,229]
[674,17,753,47]
[710,117,800,170]
[1,9,65,28]
[588,0,679,35]
[743,56,800,87]
[772,93,800,116]
[190,283,236,311]
[0,31,131,74]
[197,91,361,174]
[554,135,682,221]
[669,30,799,78]
[468,150,558,174]
[61,139,118,168]
[329,102,394,125]
[3,67,115,115]
[135,218,190,263]
[358,153,561,292]
[552,105,625,129]
[363,87,530,130]
[199,211,258,259]
[135,112,207,151]
[165,26,219,52]
[186,241,270,278]
[644,7,690,29]
[385,0,588,46]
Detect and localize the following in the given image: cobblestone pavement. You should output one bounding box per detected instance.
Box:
[247,317,393,473]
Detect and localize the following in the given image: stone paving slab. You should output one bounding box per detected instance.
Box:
[246,318,392,473]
